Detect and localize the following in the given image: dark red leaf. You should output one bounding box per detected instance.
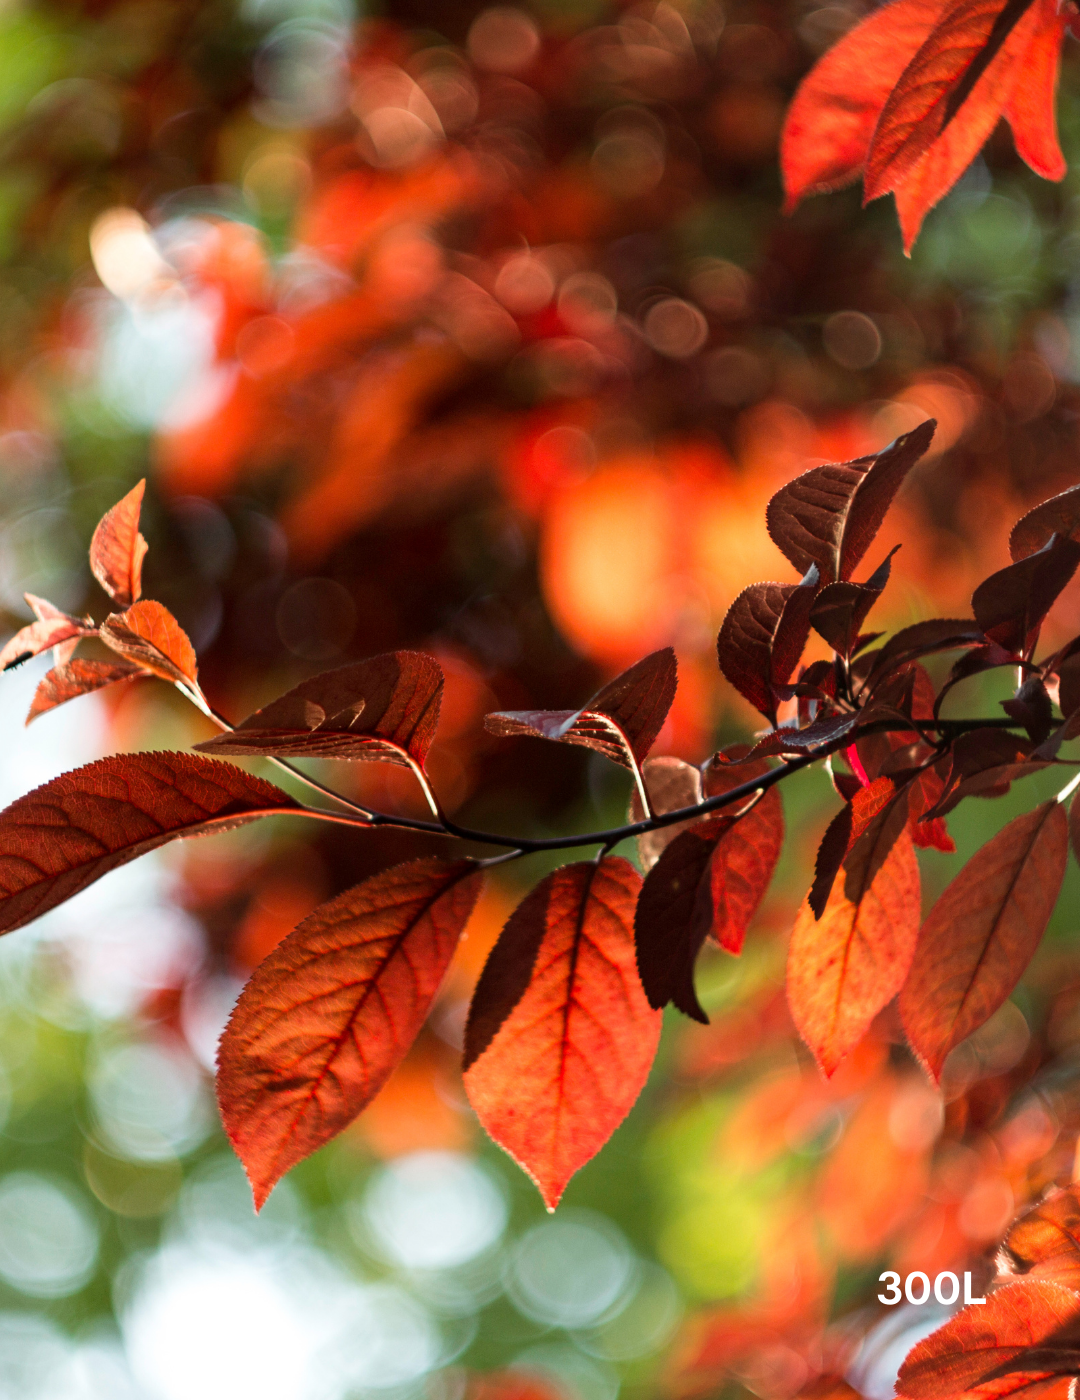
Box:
[716,570,819,723]
[742,713,861,764]
[765,421,935,585]
[219,857,482,1209]
[89,479,148,609]
[99,601,199,687]
[26,659,143,724]
[896,1280,1080,1400]
[867,617,986,683]
[780,0,949,210]
[0,595,95,672]
[484,648,676,771]
[196,652,444,768]
[973,534,1080,657]
[629,756,703,870]
[788,827,920,1076]
[0,753,298,936]
[901,800,1068,1081]
[463,858,660,1209]
[1002,677,1055,745]
[1012,485,1080,561]
[809,549,898,658]
[923,729,1041,818]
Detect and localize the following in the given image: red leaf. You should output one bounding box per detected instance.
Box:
[897,1280,1080,1400]
[702,753,784,953]
[867,618,985,684]
[89,479,148,609]
[635,816,733,1022]
[864,0,1053,250]
[780,0,950,210]
[629,755,703,870]
[195,652,443,768]
[1011,485,1080,562]
[484,649,676,771]
[717,570,819,724]
[973,535,1080,657]
[1004,1188,1080,1291]
[463,858,660,1209]
[809,550,897,659]
[27,659,143,724]
[766,421,935,585]
[100,601,199,687]
[788,827,920,1076]
[808,776,900,917]
[0,753,297,936]
[218,857,482,1209]
[0,595,94,672]
[901,800,1068,1082]
[1003,1,1068,180]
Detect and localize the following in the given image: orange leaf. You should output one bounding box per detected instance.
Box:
[0,595,94,672]
[901,800,1068,1082]
[1003,0,1068,180]
[26,658,143,724]
[897,1279,1080,1400]
[195,652,443,768]
[1004,1188,1080,1291]
[99,600,198,687]
[0,753,297,936]
[218,857,483,1209]
[463,858,661,1209]
[788,828,920,1076]
[780,0,949,210]
[89,479,148,609]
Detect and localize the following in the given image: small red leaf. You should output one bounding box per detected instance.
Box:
[973,534,1080,657]
[702,754,784,954]
[1003,1,1068,180]
[901,800,1068,1082]
[897,1280,1080,1400]
[100,601,199,687]
[809,549,897,658]
[766,421,935,585]
[463,858,660,1209]
[629,756,703,871]
[484,649,676,771]
[717,570,818,724]
[0,596,94,672]
[27,658,143,724]
[195,652,444,768]
[1011,485,1080,562]
[1004,1188,1080,1291]
[867,618,986,683]
[780,0,949,210]
[0,753,297,936]
[808,777,899,918]
[218,857,483,1209]
[89,479,148,609]
[788,827,920,1076]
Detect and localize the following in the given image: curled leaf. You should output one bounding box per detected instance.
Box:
[89,479,148,609]
[0,595,94,672]
[717,569,819,724]
[196,652,444,767]
[27,658,143,724]
[100,600,198,687]
[1011,485,1080,561]
[219,857,483,1209]
[972,534,1080,657]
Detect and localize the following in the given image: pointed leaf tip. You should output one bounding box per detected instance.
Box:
[90,479,148,609]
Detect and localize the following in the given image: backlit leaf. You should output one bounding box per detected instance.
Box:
[89,479,148,609]
[973,534,1080,656]
[702,752,784,953]
[27,658,143,724]
[1011,485,1080,561]
[0,595,94,672]
[195,652,444,767]
[100,600,199,687]
[717,570,819,724]
[484,649,676,772]
[896,1280,1080,1400]
[808,777,899,918]
[629,756,703,871]
[1003,2,1068,181]
[766,421,935,584]
[0,753,298,936]
[901,800,1068,1082]
[1004,1188,1080,1290]
[218,857,483,1209]
[463,858,660,1209]
[788,827,920,1076]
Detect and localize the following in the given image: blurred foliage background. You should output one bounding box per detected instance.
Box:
[4,0,1080,1397]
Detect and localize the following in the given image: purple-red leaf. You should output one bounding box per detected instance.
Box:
[901,800,1068,1082]
[89,479,148,609]
[867,617,985,684]
[896,1280,1080,1400]
[1012,485,1080,562]
[788,825,920,1076]
[219,857,482,1209]
[27,659,143,724]
[484,649,676,771]
[973,534,1080,657]
[196,652,444,768]
[100,601,199,687]
[0,753,298,936]
[463,858,660,1210]
[809,549,897,658]
[717,569,819,724]
[766,421,935,585]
